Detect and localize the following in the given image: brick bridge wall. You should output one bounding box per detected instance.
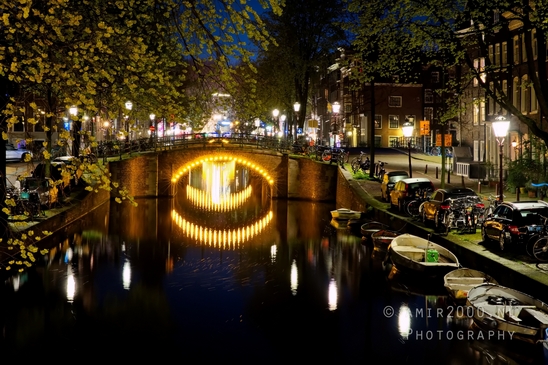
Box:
[108,147,339,201]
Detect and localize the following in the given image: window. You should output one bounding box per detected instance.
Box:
[502,42,507,66]
[374,135,381,147]
[473,58,485,86]
[479,98,485,124]
[374,115,382,129]
[425,89,433,103]
[494,10,500,24]
[389,136,399,147]
[488,45,494,65]
[521,75,528,113]
[473,100,480,125]
[388,96,402,107]
[431,72,439,83]
[473,140,479,161]
[489,82,495,115]
[502,80,508,115]
[513,77,520,111]
[424,107,433,121]
[495,43,500,66]
[389,115,399,129]
[514,35,520,64]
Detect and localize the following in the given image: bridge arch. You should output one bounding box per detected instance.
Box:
[108,146,338,201]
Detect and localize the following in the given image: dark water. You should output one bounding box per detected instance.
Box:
[0,162,545,363]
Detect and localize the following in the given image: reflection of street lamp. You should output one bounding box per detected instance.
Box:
[332,101,340,148]
[402,120,414,178]
[293,102,301,140]
[492,114,510,202]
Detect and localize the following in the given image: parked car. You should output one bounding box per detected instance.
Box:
[389,177,435,212]
[380,170,409,202]
[6,143,33,162]
[420,188,480,228]
[481,200,548,251]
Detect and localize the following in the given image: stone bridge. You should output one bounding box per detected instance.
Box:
[107,145,340,201]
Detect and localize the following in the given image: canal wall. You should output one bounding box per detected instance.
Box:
[335,166,548,303]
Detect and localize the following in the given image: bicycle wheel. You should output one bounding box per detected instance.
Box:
[533,237,548,262]
[322,150,332,162]
[351,158,360,173]
[406,200,420,218]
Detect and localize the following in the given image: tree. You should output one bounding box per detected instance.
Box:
[257,0,349,136]
[0,0,282,272]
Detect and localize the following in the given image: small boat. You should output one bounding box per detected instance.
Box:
[329,218,347,229]
[467,283,548,344]
[346,217,372,235]
[371,229,399,254]
[384,233,460,278]
[330,208,363,220]
[360,221,389,243]
[443,268,498,302]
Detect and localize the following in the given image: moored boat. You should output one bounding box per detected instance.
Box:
[444,268,497,302]
[360,221,389,244]
[371,229,399,254]
[330,208,363,220]
[467,283,548,344]
[384,233,460,278]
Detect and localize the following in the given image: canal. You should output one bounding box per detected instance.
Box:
[0,160,544,363]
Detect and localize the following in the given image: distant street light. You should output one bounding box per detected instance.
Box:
[125,101,133,141]
[69,105,78,116]
[402,120,414,178]
[149,113,156,138]
[492,114,510,202]
[332,101,340,148]
[273,109,280,138]
[293,102,301,140]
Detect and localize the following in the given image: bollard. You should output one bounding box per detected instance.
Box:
[447,170,450,184]
[436,166,438,179]
[516,187,520,202]
[425,165,428,174]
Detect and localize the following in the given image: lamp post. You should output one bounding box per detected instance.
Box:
[280,114,287,140]
[293,102,300,141]
[149,113,156,139]
[402,120,414,178]
[125,101,133,142]
[272,109,279,138]
[492,114,510,202]
[332,101,341,148]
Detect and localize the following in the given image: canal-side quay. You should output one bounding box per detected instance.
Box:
[336,151,548,304]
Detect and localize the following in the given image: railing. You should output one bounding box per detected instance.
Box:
[456,162,470,177]
[92,133,304,160]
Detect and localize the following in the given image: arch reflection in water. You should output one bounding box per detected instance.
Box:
[171,210,273,249]
[186,184,253,211]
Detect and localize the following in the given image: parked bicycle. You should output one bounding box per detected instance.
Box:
[351,151,371,174]
[374,160,388,180]
[322,148,349,166]
[406,187,433,219]
[484,193,505,216]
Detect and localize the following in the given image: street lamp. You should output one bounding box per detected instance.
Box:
[272,109,279,137]
[69,105,78,117]
[293,102,301,140]
[125,101,133,141]
[492,114,510,202]
[149,113,156,138]
[402,120,414,178]
[280,114,287,140]
[332,101,341,148]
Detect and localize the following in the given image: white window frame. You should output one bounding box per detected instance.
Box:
[388,115,399,129]
[431,72,439,83]
[502,42,507,66]
[374,114,382,129]
[388,96,402,107]
[424,107,433,121]
[425,89,433,103]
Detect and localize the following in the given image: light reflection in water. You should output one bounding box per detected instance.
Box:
[123,260,131,290]
[398,304,411,338]
[270,244,277,263]
[66,268,75,302]
[186,184,252,211]
[171,210,273,248]
[291,259,298,296]
[328,278,338,311]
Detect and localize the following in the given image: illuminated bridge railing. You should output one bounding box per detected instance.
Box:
[95,133,292,159]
